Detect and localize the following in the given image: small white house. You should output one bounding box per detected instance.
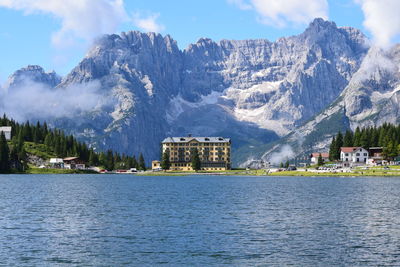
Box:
[340,147,369,166]
[0,126,11,140]
[310,153,330,164]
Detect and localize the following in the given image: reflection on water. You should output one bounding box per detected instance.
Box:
[0,175,400,266]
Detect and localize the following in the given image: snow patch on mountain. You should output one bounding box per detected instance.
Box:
[166,91,223,123]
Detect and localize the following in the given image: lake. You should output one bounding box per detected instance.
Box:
[0,174,400,266]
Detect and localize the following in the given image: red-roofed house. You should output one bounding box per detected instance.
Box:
[340,147,369,166]
[310,153,330,164]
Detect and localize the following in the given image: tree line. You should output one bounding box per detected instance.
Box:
[329,123,400,161]
[0,114,146,173]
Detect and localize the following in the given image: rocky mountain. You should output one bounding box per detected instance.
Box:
[7,65,61,89]
[6,18,396,166]
[261,45,400,164]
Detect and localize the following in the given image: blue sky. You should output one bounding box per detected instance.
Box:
[0,0,393,80]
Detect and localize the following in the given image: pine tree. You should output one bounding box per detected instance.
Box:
[343,130,353,147]
[360,130,369,149]
[335,132,343,160]
[371,128,379,147]
[88,149,97,166]
[191,148,201,171]
[329,136,336,161]
[105,150,114,171]
[317,153,324,166]
[161,151,171,171]
[132,155,138,169]
[99,152,106,167]
[353,127,362,147]
[139,153,146,171]
[0,132,10,172]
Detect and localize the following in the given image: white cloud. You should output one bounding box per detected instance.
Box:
[228,0,328,27]
[0,0,128,48]
[355,0,400,48]
[132,12,165,33]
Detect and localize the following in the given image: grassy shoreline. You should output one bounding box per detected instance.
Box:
[141,169,400,177]
[3,167,400,177]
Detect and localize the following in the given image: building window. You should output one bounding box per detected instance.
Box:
[356,153,360,156]
[345,153,348,156]
[364,153,367,156]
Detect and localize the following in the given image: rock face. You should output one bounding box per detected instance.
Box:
[7,65,61,89]
[263,45,400,163]
[6,18,394,166]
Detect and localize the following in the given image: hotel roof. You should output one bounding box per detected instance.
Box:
[162,137,231,143]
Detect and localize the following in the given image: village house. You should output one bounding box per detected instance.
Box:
[63,157,86,170]
[0,126,12,140]
[367,147,386,165]
[49,158,64,168]
[152,160,161,170]
[161,136,231,171]
[310,153,329,164]
[340,147,369,166]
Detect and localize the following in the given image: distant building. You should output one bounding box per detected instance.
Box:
[310,153,329,164]
[49,158,64,169]
[152,160,161,170]
[367,147,385,165]
[161,136,231,171]
[0,126,11,140]
[246,160,269,169]
[63,157,86,170]
[340,147,369,166]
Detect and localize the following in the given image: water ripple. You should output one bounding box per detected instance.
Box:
[0,174,400,266]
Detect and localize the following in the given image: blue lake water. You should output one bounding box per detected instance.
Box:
[0,174,400,266]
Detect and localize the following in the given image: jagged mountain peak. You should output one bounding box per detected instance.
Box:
[89,30,180,54]
[6,65,61,89]
[8,19,395,166]
[306,17,337,31]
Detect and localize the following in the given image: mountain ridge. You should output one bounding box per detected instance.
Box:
[5,18,396,166]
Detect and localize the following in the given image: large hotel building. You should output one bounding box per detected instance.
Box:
[160,136,231,171]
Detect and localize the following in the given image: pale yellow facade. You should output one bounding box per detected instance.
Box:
[152,160,161,170]
[162,137,231,171]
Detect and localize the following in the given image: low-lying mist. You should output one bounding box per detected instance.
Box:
[267,144,295,166]
[0,78,111,122]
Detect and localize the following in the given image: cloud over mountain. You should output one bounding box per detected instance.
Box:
[228,0,328,27]
[132,12,165,33]
[355,0,400,48]
[0,0,128,48]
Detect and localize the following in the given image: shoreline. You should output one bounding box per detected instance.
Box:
[139,169,400,177]
[3,167,400,177]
